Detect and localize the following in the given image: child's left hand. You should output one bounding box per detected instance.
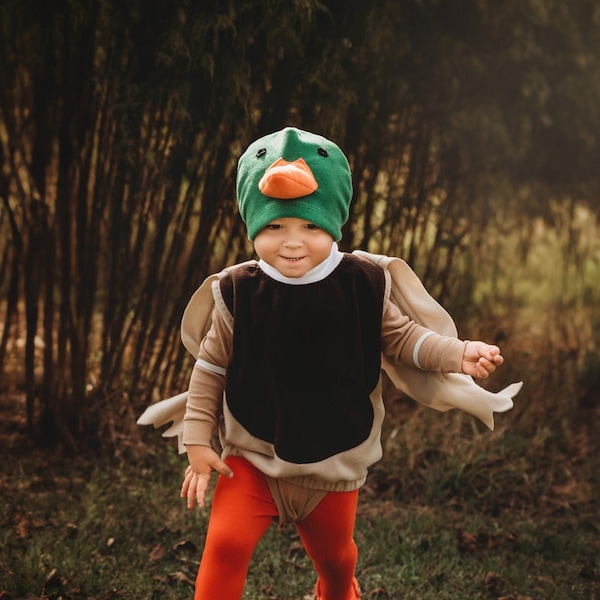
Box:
[462,341,504,379]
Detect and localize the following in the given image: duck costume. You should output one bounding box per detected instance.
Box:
[138,127,522,600]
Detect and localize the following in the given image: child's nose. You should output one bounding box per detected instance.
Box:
[283,237,303,248]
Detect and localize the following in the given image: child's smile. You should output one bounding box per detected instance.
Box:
[254,217,334,278]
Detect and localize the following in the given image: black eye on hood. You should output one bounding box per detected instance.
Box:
[256,148,266,158]
[318,147,328,157]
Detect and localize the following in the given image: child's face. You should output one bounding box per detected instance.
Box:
[254,217,334,278]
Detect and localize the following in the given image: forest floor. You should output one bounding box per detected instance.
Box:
[1,390,599,600]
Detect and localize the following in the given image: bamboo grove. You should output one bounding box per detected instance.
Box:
[1,0,600,447]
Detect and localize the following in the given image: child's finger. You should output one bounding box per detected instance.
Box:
[492,353,504,365]
[211,458,234,479]
[187,474,202,509]
[487,346,503,364]
[194,473,211,508]
[180,471,192,498]
[479,356,498,373]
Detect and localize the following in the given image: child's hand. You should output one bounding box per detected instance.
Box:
[180,445,234,509]
[462,341,504,379]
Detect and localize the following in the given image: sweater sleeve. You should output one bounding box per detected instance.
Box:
[182,305,232,447]
[381,299,466,373]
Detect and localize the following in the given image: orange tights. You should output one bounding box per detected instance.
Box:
[194,456,359,600]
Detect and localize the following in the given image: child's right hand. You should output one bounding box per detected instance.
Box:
[180,445,234,509]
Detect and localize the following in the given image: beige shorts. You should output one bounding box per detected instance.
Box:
[265,475,328,528]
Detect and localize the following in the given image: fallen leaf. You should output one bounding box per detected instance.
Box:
[457,530,478,552]
[173,539,197,553]
[168,571,195,586]
[149,544,166,562]
[484,571,503,590]
[288,540,304,555]
[15,515,30,538]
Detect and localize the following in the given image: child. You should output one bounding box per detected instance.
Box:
[140,127,521,600]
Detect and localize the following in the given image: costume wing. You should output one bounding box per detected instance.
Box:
[353,250,521,429]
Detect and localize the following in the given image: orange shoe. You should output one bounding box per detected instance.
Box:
[314,576,362,599]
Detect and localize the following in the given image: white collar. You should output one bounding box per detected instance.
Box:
[258,243,344,285]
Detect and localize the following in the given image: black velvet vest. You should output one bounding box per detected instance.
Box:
[220,255,385,464]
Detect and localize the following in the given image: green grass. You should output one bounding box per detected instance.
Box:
[0,446,204,600]
[1,403,599,600]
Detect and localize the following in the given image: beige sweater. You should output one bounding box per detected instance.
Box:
[137,251,521,475]
[182,253,466,492]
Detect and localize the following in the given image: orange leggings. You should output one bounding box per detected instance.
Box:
[194,456,359,600]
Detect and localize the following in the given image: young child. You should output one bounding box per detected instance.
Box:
[139,127,521,600]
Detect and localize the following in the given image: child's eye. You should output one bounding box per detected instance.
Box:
[266,223,283,230]
[305,223,319,230]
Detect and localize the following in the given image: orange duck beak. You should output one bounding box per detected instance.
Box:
[258,157,319,199]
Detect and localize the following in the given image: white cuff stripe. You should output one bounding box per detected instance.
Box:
[195,358,226,376]
[413,331,435,370]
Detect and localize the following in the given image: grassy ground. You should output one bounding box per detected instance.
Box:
[1,393,599,600]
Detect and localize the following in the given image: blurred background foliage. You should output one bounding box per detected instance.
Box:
[1,0,599,449]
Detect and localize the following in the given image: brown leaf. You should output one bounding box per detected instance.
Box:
[457,530,478,552]
[484,571,502,590]
[149,544,166,562]
[173,539,197,553]
[288,540,305,555]
[14,515,30,538]
[168,571,195,586]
